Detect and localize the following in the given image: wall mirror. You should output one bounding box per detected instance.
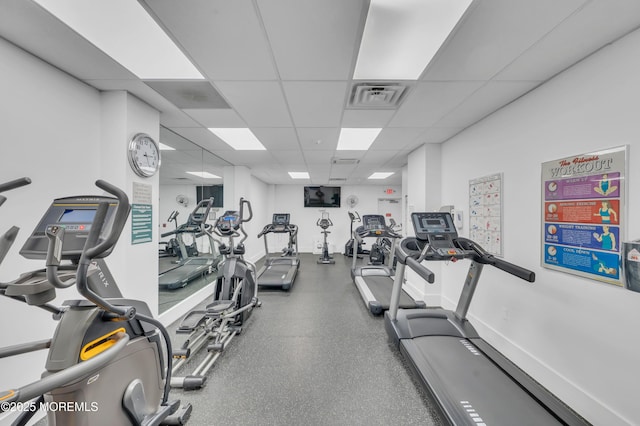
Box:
[158,127,228,314]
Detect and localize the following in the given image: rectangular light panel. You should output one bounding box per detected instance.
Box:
[337,128,382,150]
[208,128,266,150]
[288,172,310,179]
[186,171,221,179]
[33,0,203,79]
[368,172,394,179]
[354,0,473,80]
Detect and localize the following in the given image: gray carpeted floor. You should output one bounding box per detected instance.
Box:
[170,252,442,425]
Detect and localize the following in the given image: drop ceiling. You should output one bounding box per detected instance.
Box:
[1,0,640,185]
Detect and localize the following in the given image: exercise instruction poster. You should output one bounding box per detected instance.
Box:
[469,173,503,256]
[541,146,627,286]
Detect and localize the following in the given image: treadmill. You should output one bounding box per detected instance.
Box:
[385,212,589,426]
[256,213,299,291]
[159,198,220,290]
[351,214,426,315]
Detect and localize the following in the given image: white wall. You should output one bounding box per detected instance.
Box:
[412,26,640,426]
[0,38,159,422]
[0,38,103,407]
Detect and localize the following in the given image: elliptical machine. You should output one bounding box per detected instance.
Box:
[316,211,335,264]
[169,198,260,390]
[0,180,191,426]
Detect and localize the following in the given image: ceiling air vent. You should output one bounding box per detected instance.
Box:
[348,83,409,109]
[331,157,360,165]
[329,178,347,183]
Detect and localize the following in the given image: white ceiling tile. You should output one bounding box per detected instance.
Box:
[183,109,247,128]
[422,0,588,81]
[369,127,430,151]
[257,0,366,80]
[215,81,292,127]
[214,150,275,166]
[303,150,335,165]
[251,128,299,150]
[417,127,464,144]
[141,0,277,80]
[168,127,233,153]
[283,82,348,127]
[436,81,540,127]
[296,128,340,150]
[341,109,396,127]
[269,150,306,164]
[496,0,640,81]
[388,82,484,127]
[159,109,203,128]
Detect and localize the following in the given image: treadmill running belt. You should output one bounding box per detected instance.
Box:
[401,336,564,426]
[258,264,292,286]
[366,275,417,308]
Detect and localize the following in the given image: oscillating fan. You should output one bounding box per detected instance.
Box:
[346,195,359,208]
[175,194,189,208]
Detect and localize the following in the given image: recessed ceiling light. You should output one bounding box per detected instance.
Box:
[208,128,266,150]
[33,0,203,79]
[354,0,472,80]
[288,172,310,179]
[159,142,175,151]
[186,171,221,179]
[337,128,382,150]
[368,172,394,179]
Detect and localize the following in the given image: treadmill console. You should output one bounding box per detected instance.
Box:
[362,215,386,235]
[411,212,462,257]
[188,198,213,226]
[20,196,118,260]
[272,213,290,232]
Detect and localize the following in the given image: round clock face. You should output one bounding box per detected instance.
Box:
[128,133,160,177]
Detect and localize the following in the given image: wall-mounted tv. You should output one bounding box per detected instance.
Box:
[196,185,224,207]
[304,186,341,208]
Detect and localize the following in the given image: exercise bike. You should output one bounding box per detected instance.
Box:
[170,197,260,390]
[316,211,335,264]
[0,180,191,426]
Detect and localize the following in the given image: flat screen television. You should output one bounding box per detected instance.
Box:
[304,186,341,208]
[196,185,223,207]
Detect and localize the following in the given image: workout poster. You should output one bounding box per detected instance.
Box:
[469,173,503,256]
[541,146,627,286]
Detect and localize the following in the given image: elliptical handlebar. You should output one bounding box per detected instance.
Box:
[239,197,253,223]
[75,180,133,318]
[84,180,131,260]
[0,177,31,208]
[0,332,130,407]
[0,177,32,194]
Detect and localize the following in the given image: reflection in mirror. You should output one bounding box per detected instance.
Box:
[157,127,229,314]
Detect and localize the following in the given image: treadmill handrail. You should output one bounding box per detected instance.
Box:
[406,257,435,283]
[455,237,535,283]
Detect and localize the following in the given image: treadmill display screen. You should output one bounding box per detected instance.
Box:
[273,214,290,226]
[363,215,385,230]
[412,212,457,240]
[59,208,97,223]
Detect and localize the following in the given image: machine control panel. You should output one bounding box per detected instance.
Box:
[272,213,290,232]
[411,212,464,257]
[362,215,386,233]
[217,211,241,234]
[20,197,118,260]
